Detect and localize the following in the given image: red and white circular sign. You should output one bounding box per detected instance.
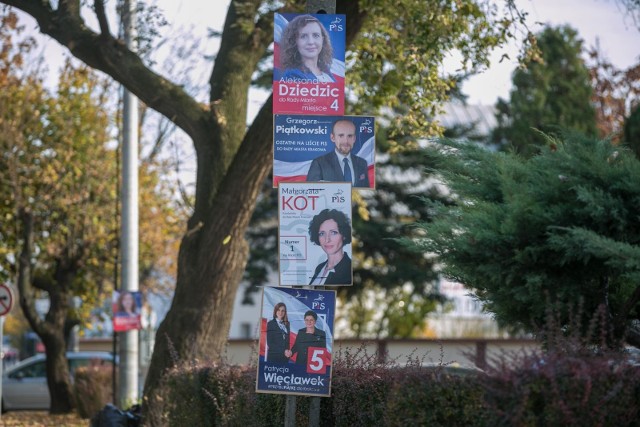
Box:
[0,284,14,316]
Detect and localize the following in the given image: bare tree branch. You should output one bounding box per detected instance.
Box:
[93,0,110,37]
[2,0,212,145]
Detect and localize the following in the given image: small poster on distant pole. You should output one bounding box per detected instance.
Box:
[273,13,346,115]
[112,290,142,332]
[279,182,352,286]
[273,114,375,188]
[256,286,336,396]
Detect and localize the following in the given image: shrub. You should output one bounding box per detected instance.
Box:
[385,366,487,426]
[163,362,256,426]
[159,344,487,426]
[482,304,640,427]
[74,366,114,419]
[483,350,640,427]
[329,346,393,427]
[156,337,640,426]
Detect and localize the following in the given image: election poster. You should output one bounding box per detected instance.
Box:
[273,13,345,115]
[112,290,142,332]
[256,286,336,396]
[279,182,352,286]
[273,115,375,188]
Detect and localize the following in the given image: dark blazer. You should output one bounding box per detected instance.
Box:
[266,319,290,364]
[291,327,327,365]
[306,152,370,188]
[308,253,352,286]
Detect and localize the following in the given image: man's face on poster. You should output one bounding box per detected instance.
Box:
[331,120,356,156]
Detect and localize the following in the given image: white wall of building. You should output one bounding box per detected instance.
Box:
[228,283,261,340]
[428,279,508,338]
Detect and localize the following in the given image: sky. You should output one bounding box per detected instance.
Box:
[461,0,640,104]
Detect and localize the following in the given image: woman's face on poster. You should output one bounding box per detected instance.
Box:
[304,315,316,331]
[318,219,344,256]
[122,292,135,311]
[296,21,323,61]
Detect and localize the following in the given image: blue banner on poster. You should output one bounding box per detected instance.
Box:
[273,114,375,188]
[256,287,336,396]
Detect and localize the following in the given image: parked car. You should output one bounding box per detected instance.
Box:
[1,337,19,370]
[1,351,116,412]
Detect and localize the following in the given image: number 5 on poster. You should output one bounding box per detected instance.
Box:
[307,346,330,374]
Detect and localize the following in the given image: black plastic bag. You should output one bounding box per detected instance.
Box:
[91,403,141,427]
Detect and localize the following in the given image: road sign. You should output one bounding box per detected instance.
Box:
[0,284,14,316]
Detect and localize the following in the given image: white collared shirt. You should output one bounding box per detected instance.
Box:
[276,319,287,333]
[310,264,335,286]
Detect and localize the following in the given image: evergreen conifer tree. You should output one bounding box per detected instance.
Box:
[415,134,640,348]
[492,26,597,156]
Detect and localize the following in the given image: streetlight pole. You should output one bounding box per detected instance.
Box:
[119,0,140,407]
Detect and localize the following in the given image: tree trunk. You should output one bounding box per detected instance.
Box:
[141,96,274,423]
[18,209,77,413]
[43,330,75,413]
[42,269,76,414]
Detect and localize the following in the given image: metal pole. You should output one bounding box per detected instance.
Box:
[285,395,297,427]
[306,0,336,14]
[309,396,321,427]
[283,2,336,425]
[112,330,117,404]
[119,0,139,408]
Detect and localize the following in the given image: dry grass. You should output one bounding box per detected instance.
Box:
[0,411,86,427]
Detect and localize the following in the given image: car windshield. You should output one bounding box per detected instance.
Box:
[8,361,46,379]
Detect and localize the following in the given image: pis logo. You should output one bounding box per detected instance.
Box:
[331,188,345,203]
[329,17,343,31]
[312,301,326,310]
[359,118,373,133]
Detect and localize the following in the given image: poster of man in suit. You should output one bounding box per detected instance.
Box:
[273,115,375,188]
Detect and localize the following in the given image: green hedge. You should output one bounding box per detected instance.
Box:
[159,351,640,426]
[162,363,488,426]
